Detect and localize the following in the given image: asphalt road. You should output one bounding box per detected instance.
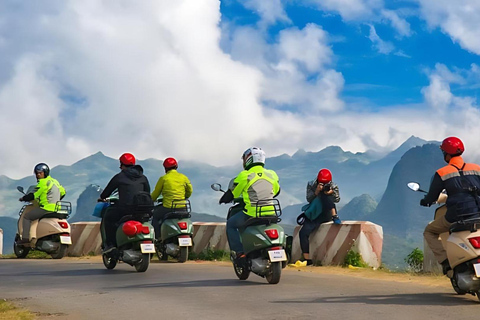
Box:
[1,259,479,320]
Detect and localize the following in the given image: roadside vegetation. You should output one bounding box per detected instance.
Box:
[0,299,34,320]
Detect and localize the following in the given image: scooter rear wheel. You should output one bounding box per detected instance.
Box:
[50,244,68,259]
[450,277,467,295]
[134,254,150,272]
[233,262,250,280]
[102,253,117,270]
[178,247,188,263]
[265,262,282,284]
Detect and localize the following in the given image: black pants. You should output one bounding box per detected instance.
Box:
[299,194,336,254]
[103,206,128,246]
[152,206,171,239]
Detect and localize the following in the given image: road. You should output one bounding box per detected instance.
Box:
[0,258,479,320]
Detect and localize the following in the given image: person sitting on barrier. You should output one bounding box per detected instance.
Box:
[18,163,66,244]
[99,153,151,253]
[150,157,193,238]
[298,168,341,265]
[220,147,280,267]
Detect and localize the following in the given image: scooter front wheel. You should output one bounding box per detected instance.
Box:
[265,262,282,284]
[13,241,30,258]
[233,262,250,280]
[102,253,117,270]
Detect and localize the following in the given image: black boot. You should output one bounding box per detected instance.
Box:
[441,259,451,275]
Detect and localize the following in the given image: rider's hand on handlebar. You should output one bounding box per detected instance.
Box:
[420,198,431,207]
[97,198,106,202]
[18,197,24,202]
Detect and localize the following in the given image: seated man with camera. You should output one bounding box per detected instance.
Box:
[298,168,341,265]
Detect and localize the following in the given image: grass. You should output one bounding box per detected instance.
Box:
[0,299,34,320]
[0,251,50,259]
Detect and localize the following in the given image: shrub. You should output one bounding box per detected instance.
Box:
[405,247,423,273]
[189,249,229,261]
[343,249,369,267]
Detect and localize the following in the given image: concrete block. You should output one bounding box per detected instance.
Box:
[291,221,383,268]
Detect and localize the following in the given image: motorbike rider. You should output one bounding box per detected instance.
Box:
[18,163,66,244]
[299,168,341,265]
[99,153,151,253]
[219,147,280,266]
[150,157,193,238]
[421,137,480,274]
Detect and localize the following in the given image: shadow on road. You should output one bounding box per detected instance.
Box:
[5,268,132,277]
[113,278,265,289]
[272,293,478,306]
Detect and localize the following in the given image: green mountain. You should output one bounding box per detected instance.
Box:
[339,194,377,220]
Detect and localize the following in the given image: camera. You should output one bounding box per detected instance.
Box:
[323,183,331,192]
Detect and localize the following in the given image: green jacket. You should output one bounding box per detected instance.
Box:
[231,165,280,217]
[151,169,193,209]
[34,176,66,212]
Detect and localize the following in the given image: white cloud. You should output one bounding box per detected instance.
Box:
[240,0,291,27]
[367,24,395,54]
[307,0,383,20]
[381,9,412,37]
[417,0,480,55]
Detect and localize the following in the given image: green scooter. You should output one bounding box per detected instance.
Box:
[211,183,287,284]
[153,199,193,263]
[95,195,155,272]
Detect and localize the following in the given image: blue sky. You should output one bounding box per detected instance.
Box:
[1,0,480,178]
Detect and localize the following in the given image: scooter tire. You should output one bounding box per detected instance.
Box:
[233,262,250,280]
[50,244,68,259]
[135,254,150,272]
[103,253,117,270]
[178,247,188,263]
[13,241,30,259]
[450,277,467,295]
[266,262,282,284]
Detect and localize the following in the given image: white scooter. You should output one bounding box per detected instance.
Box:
[408,182,480,299]
[14,186,72,259]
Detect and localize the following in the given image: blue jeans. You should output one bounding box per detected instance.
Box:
[226,211,250,253]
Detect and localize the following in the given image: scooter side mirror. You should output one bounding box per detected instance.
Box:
[17,186,25,194]
[211,183,224,192]
[407,182,420,192]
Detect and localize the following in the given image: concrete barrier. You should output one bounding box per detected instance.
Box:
[0,228,3,255]
[67,222,229,256]
[290,221,383,268]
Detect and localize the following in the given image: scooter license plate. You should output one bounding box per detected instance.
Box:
[268,249,287,262]
[140,243,155,253]
[60,236,72,245]
[178,237,192,246]
[474,263,480,277]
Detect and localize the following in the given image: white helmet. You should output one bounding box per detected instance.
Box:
[242,147,265,169]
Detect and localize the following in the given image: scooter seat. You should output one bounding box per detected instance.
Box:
[450,218,480,233]
[39,212,69,220]
[242,216,280,228]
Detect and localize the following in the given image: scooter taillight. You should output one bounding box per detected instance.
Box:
[178,222,188,230]
[265,229,279,240]
[58,222,69,229]
[469,237,480,249]
[141,226,150,235]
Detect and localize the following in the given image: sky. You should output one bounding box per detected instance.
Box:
[2,0,480,178]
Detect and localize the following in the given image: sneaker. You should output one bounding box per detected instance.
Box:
[306,259,313,266]
[332,215,342,225]
[234,252,247,267]
[103,245,116,254]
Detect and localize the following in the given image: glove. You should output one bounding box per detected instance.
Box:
[219,190,234,204]
[332,215,341,225]
[18,197,24,202]
[420,198,431,207]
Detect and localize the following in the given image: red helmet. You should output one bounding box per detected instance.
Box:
[119,153,136,166]
[163,157,178,170]
[440,137,464,156]
[317,168,332,184]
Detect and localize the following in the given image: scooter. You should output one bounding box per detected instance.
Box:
[153,199,193,263]
[408,182,480,299]
[95,194,155,272]
[211,183,287,284]
[14,186,72,259]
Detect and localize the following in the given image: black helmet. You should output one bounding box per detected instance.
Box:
[34,163,50,177]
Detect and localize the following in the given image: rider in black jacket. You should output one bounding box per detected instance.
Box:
[99,153,150,253]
